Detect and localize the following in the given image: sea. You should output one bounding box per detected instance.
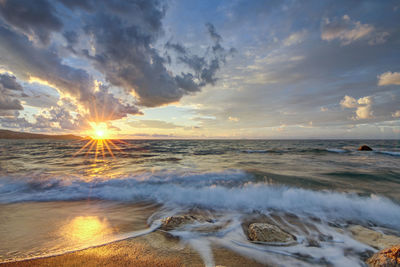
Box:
[0,139,399,266]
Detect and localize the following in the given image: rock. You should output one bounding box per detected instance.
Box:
[160,214,214,231]
[348,225,400,250]
[306,238,320,247]
[367,245,400,267]
[247,223,296,244]
[358,145,373,151]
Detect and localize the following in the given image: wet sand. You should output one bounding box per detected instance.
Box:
[2,231,266,267]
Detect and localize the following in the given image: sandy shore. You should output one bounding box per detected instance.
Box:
[2,231,266,267]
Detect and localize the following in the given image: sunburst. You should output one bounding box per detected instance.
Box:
[73,122,128,160]
[72,94,141,160]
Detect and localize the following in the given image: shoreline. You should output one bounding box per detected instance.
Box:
[1,231,266,267]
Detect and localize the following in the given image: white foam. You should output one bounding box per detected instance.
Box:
[326,148,347,153]
[378,151,400,157]
[1,171,399,230]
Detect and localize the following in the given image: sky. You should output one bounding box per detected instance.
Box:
[0,0,399,139]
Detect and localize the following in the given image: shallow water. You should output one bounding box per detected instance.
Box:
[0,139,399,265]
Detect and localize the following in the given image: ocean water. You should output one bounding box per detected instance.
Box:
[0,139,399,266]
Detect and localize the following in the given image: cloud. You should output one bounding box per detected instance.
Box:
[354,105,373,120]
[0,24,142,122]
[321,15,388,46]
[0,73,24,111]
[0,73,22,91]
[0,101,91,131]
[378,71,400,86]
[393,110,400,118]
[0,25,94,102]
[340,95,373,120]
[89,84,142,121]
[0,0,233,129]
[68,1,233,108]
[283,30,307,47]
[0,115,32,129]
[0,0,62,44]
[228,116,239,122]
[340,95,358,108]
[128,119,183,129]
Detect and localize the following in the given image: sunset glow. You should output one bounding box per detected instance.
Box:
[90,122,109,140]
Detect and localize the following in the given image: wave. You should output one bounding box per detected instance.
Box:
[326,148,347,153]
[1,171,400,229]
[242,148,349,154]
[376,151,400,157]
[242,150,270,153]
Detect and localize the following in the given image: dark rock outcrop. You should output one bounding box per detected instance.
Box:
[358,145,373,151]
[367,245,400,267]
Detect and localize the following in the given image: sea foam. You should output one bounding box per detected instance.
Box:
[1,170,399,230]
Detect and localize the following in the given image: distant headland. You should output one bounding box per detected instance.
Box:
[0,129,82,140]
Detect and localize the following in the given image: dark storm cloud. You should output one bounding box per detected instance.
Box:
[0,0,62,44]
[0,73,22,91]
[89,84,142,121]
[0,25,94,102]
[78,1,232,107]
[63,30,78,47]
[165,23,235,91]
[0,24,141,121]
[0,73,24,111]
[0,0,232,129]
[205,23,222,43]
[0,95,23,111]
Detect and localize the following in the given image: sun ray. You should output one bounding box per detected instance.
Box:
[85,139,98,158]
[103,140,115,158]
[100,140,105,160]
[107,139,126,154]
[73,139,95,157]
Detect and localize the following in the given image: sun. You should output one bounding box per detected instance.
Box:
[91,122,109,140]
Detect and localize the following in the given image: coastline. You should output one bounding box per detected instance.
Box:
[1,231,266,267]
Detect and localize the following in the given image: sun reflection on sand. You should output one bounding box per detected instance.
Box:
[60,216,113,244]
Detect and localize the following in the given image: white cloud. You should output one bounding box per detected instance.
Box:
[321,15,388,46]
[283,30,307,46]
[340,95,358,108]
[378,71,400,86]
[340,95,373,120]
[228,116,239,122]
[357,96,372,105]
[355,105,373,119]
[392,110,400,118]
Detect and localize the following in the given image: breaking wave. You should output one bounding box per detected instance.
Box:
[1,170,399,230]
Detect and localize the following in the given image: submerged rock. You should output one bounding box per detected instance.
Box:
[348,225,400,250]
[247,223,296,245]
[367,245,400,267]
[306,238,320,247]
[160,214,214,231]
[358,145,373,151]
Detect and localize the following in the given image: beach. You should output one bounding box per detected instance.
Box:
[2,231,265,267]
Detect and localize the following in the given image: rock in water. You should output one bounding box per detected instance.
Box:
[160,214,214,231]
[160,215,198,230]
[348,225,400,250]
[247,223,296,244]
[367,245,400,267]
[358,145,373,151]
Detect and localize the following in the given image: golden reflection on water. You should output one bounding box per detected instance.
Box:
[60,216,113,244]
